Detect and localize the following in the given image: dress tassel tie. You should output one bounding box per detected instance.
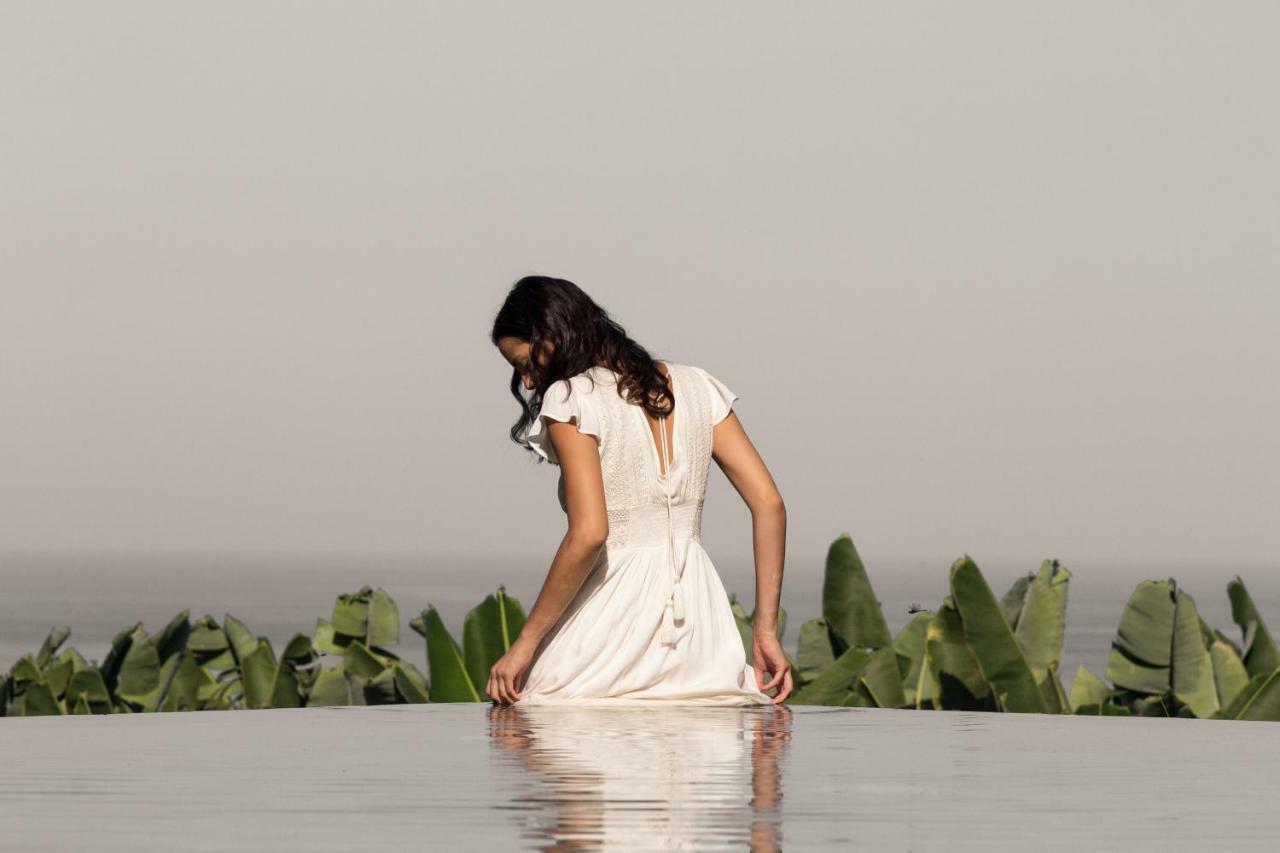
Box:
[658,411,685,648]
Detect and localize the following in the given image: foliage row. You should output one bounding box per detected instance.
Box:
[774,535,1280,720]
[4,536,1277,720]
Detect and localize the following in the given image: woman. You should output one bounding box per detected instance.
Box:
[487,275,792,705]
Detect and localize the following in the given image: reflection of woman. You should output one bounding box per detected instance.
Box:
[488,276,792,705]
[488,704,791,849]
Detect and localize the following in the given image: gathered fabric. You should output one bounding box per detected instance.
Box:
[657,407,684,649]
[519,361,772,706]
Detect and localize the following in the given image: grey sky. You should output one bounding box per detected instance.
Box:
[2,3,1277,570]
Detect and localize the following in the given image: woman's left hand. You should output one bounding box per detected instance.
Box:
[486,637,537,705]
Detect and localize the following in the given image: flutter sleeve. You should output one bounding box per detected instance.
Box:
[694,365,740,425]
[526,376,603,464]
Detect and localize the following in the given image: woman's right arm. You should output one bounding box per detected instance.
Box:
[710,411,792,703]
[518,420,610,645]
[487,419,607,704]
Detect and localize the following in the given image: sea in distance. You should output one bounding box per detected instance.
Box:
[1,548,1276,696]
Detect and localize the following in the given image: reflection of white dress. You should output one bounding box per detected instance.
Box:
[519,362,772,705]
[493,706,770,849]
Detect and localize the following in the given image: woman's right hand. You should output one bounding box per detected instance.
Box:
[752,632,793,703]
[487,636,538,705]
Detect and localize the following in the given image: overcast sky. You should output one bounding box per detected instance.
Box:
[2,3,1277,571]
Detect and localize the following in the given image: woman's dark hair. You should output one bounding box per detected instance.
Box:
[490,275,673,461]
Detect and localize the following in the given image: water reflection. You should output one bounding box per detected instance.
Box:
[488,704,793,850]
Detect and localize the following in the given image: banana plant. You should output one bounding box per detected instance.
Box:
[315,586,400,654]
[409,586,527,702]
[1001,559,1072,712]
[790,534,894,696]
[1098,580,1243,717]
[917,597,988,710]
[309,587,426,706]
[949,556,1050,713]
[789,547,1074,713]
[2,626,98,716]
[788,536,932,709]
[822,533,892,653]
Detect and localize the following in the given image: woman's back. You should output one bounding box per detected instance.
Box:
[518,360,773,704]
[527,361,739,551]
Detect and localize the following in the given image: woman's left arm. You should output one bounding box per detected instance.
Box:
[486,420,608,704]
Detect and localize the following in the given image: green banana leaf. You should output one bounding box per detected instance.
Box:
[42,655,75,697]
[115,627,161,707]
[795,618,836,683]
[950,556,1048,713]
[8,655,42,685]
[1228,577,1279,678]
[344,639,392,679]
[790,646,873,706]
[393,661,430,703]
[1171,590,1218,718]
[68,668,111,712]
[1210,638,1250,709]
[411,606,481,702]
[1074,700,1132,716]
[840,682,879,707]
[368,588,400,647]
[893,613,930,705]
[198,675,242,710]
[54,645,90,673]
[332,587,372,639]
[924,598,989,709]
[223,615,258,664]
[462,587,527,693]
[362,667,399,704]
[860,646,907,708]
[1000,574,1034,628]
[1130,694,1174,717]
[137,654,183,712]
[1105,580,1176,694]
[35,626,71,668]
[1036,664,1069,714]
[153,610,191,663]
[913,649,941,710]
[822,533,891,653]
[242,640,301,709]
[1068,666,1110,712]
[162,651,211,711]
[187,616,230,654]
[1220,668,1280,721]
[22,681,63,716]
[99,622,142,695]
[313,618,349,655]
[282,633,318,663]
[308,663,364,707]
[1014,560,1071,678]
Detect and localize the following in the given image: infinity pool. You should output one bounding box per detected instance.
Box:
[2,704,1276,850]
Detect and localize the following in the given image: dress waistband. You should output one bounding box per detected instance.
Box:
[604,500,702,550]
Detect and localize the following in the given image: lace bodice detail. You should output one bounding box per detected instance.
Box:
[526,362,738,551]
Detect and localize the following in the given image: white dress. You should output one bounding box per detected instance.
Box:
[517,361,773,706]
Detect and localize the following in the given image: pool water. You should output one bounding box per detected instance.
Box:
[2,702,1276,850]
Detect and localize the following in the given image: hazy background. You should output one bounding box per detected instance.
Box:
[3,2,1278,598]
